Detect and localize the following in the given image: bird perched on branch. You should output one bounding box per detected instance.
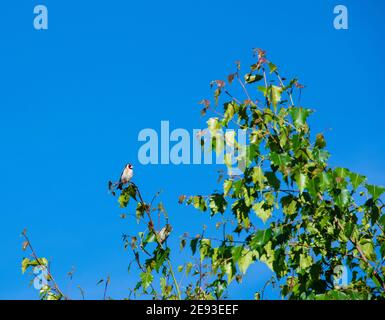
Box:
[158,224,173,244]
[108,163,134,194]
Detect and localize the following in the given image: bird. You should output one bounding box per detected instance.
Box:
[108,163,134,193]
[158,224,172,244]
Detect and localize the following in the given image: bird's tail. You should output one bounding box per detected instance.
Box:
[108,180,121,193]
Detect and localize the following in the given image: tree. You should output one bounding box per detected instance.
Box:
[21,49,385,300]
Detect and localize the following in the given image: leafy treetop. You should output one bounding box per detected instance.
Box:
[22,49,385,300]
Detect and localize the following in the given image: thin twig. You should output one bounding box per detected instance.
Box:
[237,76,253,102]
[103,275,110,300]
[275,72,294,107]
[130,182,182,299]
[22,232,67,299]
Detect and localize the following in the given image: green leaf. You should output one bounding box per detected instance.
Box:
[190,238,199,255]
[252,167,265,187]
[264,192,275,206]
[127,184,137,199]
[273,247,287,278]
[335,167,350,179]
[140,271,153,290]
[118,191,130,208]
[299,254,313,270]
[244,73,263,84]
[238,249,254,274]
[143,231,156,245]
[270,85,283,107]
[253,201,272,223]
[136,202,146,220]
[270,152,291,169]
[259,241,274,271]
[349,173,366,190]
[160,277,167,295]
[295,172,307,193]
[209,194,227,215]
[191,196,207,212]
[319,171,332,191]
[246,144,259,164]
[231,246,243,263]
[232,199,251,228]
[268,62,277,74]
[360,239,376,261]
[315,133,326,149]
[21,258,36,274]
[199,239,212,262]
[223,102,237,125]
[249,229,272,250]
[366,184,385,200]
[153,248,170,272]
[315,291,349,300]
[185,262,193,276]
[21,258,48,274]
[313,149,330,163]
[281,196,297,216]
[306,178,319,199]
[118,184,137,208]
[290,107,312,129]
[258,86,267,96]
[224,261,236,283]
[180,238,186,250]
[335,189,350,209]
[223,180,233,196]
[265,171,281,190]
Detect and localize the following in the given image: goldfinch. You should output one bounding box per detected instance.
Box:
[109,164,134,193]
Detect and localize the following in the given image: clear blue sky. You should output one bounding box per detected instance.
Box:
[1,0,384,299]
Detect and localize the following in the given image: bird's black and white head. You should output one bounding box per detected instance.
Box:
[127,163,133,170]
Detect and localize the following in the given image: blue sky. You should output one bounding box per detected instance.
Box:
[0,0,384,299]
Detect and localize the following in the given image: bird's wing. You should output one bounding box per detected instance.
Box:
[119,165,128,182]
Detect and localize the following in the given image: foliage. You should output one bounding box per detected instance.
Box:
[179,48,385,300]
[21,49,385,300]
[21,229,65,300]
